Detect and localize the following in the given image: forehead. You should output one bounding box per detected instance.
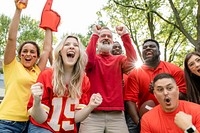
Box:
[154,78,176,87]
[99,29,112,35]
[188,55,200,63]
[113,43,121,47]
[65,37,78,43]
[143,41,157,47]
[22,43,37,50]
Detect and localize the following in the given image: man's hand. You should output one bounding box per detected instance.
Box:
[174,111,193,131]
[88,93,103,109]
[92,24,101,35]
[116,25,127,36]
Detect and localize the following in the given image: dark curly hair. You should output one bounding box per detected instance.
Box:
[17,41,40,59]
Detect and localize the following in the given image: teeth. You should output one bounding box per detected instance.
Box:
[68,51,74,54]
[102,40,110,44]
[146,51,152,55]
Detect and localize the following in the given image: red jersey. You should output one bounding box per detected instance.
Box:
[141,100,200,133]
[86,34,137,111]
[27,68,90,133]
[124,61,186,109]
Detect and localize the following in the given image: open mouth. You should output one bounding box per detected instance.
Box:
[164,97,171,105]
[146,51,153,56]
[197,68,200,73]
[25,58,31,61]
[102,40,111,45]
[67,51,75,58]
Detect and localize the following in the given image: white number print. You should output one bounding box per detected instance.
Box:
[47,97,79,131]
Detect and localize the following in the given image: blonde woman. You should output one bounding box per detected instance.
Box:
[27,35,102,133]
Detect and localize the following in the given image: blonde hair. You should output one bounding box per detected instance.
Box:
[52,35,88,98]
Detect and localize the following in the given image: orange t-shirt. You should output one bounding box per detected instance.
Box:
[141,100,200,133]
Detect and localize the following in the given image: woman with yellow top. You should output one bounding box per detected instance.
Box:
[0,0,59,132]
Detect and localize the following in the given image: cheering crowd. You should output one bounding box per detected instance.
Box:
[0,0,200,133]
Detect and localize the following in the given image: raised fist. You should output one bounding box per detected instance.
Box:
[92,24,101,35]
[116,25,127,36]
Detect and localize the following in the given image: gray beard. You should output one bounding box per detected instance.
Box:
[98,42,112,53]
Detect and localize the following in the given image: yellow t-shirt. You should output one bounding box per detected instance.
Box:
[0,58,40,121]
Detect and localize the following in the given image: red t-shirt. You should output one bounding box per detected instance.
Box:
[124,61,186,109]
[27,68,90,133]
[86,34,137,111]
[141,100,200,133]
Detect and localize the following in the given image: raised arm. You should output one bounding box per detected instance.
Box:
[4,2,22,65]
[116,26,137,73]
[85,25,100,70]
[37,28,52,71]
[37,0,61,71]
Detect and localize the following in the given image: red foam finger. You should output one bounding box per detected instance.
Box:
[43,0,53,11]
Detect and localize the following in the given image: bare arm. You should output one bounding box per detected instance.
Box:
[174,111,199,133]
[126,101,140,125]
[48,46,53,66]
[29,83,48,124]
[4,4,22,65]
[75,93,102,123]
[37,28,52,71]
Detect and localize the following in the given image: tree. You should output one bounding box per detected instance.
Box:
[17,15,45,47]
[0,14,51,58]
[96,0,197,67]
[0,14,54,73]
[0,14,10,58]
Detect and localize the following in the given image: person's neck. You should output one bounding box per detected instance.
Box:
[145,59,160,69]
[63,66,73,84]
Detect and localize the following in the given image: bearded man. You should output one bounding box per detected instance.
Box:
[79,25,137,133]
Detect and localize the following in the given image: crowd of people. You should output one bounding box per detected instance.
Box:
[0,0,200,133]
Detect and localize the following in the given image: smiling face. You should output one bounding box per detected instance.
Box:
[97,28,113,54]
[187,54,200,76]
[111,42,122,55]
[153,77,179,112]
[19,43,39,70]
[60,37,80,67]
[142,41,160,63]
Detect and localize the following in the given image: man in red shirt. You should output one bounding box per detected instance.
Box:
[141,73,200,133]
[124,39,187,132]
[79,25,137,133]
[111,41,123,55]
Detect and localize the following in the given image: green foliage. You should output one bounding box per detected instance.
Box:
[0,14,46,59]
[96,0,199,67]
[18,15,45,46]
[0,14,10,58]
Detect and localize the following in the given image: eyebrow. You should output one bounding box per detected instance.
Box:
[155,83,173,88]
